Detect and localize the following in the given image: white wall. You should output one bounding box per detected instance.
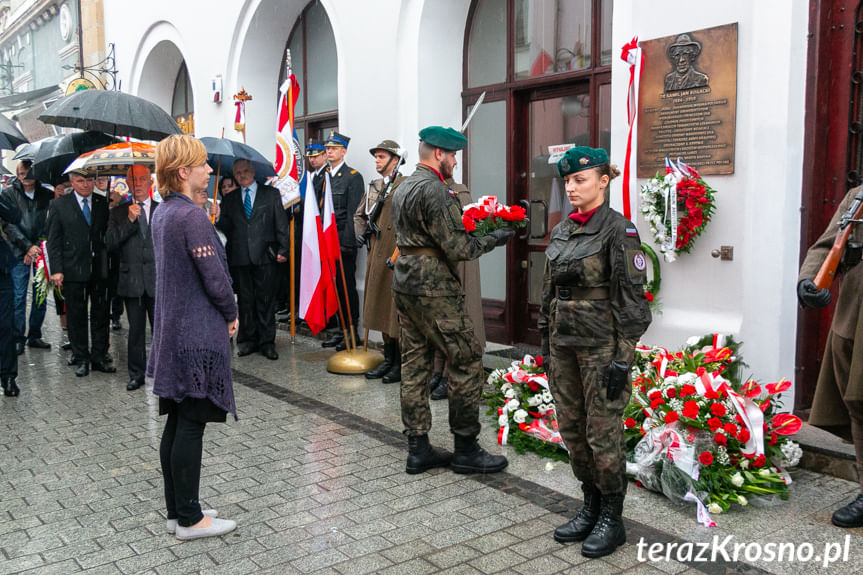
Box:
[610,1,808,402]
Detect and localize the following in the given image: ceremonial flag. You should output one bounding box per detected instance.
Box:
[271,70,303,207]
[234,100,245,133]
[299,184,336,334]
[321,172,341,265]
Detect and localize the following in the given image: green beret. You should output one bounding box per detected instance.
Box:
[419,126,467,151]
[557,146,609,177]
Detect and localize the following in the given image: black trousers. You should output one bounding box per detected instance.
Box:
[64,279,109,364]
[160,412,205,527]
[335,248,359,328]
[124,294,154,382]
[232,263,277,347]
[0,271,17,379]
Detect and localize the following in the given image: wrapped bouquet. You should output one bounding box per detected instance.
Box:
[462,195,527,236]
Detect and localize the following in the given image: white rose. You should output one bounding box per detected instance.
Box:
[498,414,509,427]
[513,409,528,424]
[506,399,519,411]
[652,215,663,227]
[739,459,750,470]
[759,468,771,477]
[737,495,748,506]
[707,503,722,514]
[527,395,540,407]
[731,472,744,487]
[504,388,516,399]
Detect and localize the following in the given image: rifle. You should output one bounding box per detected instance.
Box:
[360,151,407,247]
[814,188,863,290]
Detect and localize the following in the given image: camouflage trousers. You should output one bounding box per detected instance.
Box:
[548,342,631,495]
[393,292,484,438]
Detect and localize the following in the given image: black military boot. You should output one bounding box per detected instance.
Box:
[581,493,626,558]
[451,435,508,474]
[366,340,394,379]
[428,372,443,394]
[430,377,448,400]
[406,434,452,474]
[553,485,601,542]
[382,341,401,384]
[832,493,863,528]
[1,377,19,397]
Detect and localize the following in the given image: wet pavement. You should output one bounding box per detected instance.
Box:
[2,314,863,574]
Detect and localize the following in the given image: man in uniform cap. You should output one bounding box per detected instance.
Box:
[321,131,364,350]
[391,125,514,474]
[306,139,328,205]
[353,139,406,383]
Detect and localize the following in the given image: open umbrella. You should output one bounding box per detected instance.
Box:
[38,90,182,141]
[200,137,276,179]
[29,131,118,185]
[0,114,27,150]
[64,141,155,177]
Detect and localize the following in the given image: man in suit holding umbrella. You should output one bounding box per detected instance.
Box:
[106,165,157,390]
[217,159,290,360]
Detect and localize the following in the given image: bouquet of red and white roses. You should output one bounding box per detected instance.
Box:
[462,195,527,236]
[625,334,801,525]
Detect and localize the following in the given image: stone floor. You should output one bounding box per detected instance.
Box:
[2,315,863,574]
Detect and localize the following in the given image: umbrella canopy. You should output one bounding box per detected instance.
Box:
[64,141,155,177]
[38,90,182,141]
[29,131,118,185]
[200,137,276,179]
[0,114,27,150]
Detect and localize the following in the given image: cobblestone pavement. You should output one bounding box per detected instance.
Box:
[2,315,863,574]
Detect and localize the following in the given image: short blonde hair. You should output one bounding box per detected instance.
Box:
[155,134,207,195]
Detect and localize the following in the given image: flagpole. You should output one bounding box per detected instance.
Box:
[286,49,296,344]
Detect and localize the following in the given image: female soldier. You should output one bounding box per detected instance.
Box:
[539,146,651,558]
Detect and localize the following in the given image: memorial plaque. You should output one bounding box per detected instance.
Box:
[637,23,738,177]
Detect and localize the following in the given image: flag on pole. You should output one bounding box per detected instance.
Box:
[234,100,245,133]
[299,183,337,334]
[321,172,341,266]
[270,67,303,208]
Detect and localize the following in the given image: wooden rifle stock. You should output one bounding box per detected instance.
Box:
[814,191,863,290]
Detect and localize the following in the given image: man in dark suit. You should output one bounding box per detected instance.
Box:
[106,165,157,391]
[0,193,21,396]
[217,158,290,360]
[321,131,364,351]
[47,171,115,377]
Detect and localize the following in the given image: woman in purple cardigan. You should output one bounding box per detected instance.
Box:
[148,135,239,540]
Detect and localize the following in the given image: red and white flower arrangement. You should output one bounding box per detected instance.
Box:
[462,195,527,236]
[625,334,801,525]
[640,158,716,262]
[33,240,57,305]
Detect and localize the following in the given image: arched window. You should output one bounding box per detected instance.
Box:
[279,0,338,149]
[171,62,194,133]
[463,0,613,345]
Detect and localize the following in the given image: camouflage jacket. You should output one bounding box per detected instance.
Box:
[538,203,651,359]
[391,164,496,296]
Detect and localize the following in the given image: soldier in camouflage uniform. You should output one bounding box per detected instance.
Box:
[538,146,651,558]
[392,126,514,475]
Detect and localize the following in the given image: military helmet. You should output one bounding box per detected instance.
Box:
[369,139,402,158]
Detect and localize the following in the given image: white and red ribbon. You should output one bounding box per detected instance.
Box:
[684,490,717,527]
[234,101,246,132]
[620,36,643,220]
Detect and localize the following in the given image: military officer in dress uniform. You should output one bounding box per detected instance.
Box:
[321,131,364,351]
[539,146,651,558]
[798,186,863,529]
[392,126,514,475]
[353,139,405,383]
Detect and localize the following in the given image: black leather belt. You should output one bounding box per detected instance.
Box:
[556,286,609,301]
[400,247,444,259]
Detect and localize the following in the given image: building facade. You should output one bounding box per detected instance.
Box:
[102,0,821,407]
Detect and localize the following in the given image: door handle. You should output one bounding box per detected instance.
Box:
[530,199,548,239]
[518,199,530,240]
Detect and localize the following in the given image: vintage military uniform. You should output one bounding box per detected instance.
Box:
[798,185,863,527]
[539,146,651,557]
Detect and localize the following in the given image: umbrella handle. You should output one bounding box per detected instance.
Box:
[210,158,221,224]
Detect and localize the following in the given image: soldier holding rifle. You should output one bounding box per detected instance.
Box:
[353,139,405,383]
[798,186,863,528]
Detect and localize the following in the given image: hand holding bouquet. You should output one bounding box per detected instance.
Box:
[462,195,527,236]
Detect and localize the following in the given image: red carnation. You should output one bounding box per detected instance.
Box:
[650,398,665,410]
[528,381,539,392]
[664,411,680,424]
[645,291,655,302]
[535,356,544,367]
[699,451,714,466]
[737,428,750,443]
[704,389,719,400]
[714,432,727,446]
[464,206,490,220]
[710,403,727,417]
[666,388,677,399]
[624,417,637,428]
[707,417,722,431]
[498,204,526,222]
[649,390,662,400]
[753,454,767,468]
[682,400,700,419]
[462,214,477,232]
[768,432,778,445]
[680,384,697,397]
[723,423,738,436]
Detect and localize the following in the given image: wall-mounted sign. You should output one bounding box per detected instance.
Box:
[65,78,96,95]
[637,23,738,177]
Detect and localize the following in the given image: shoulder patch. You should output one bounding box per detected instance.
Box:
[626,227,638,238]
[448,189,457,198]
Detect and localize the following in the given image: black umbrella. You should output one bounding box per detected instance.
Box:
[38,90,182,141]
[200,137,276,179]
[28,131,118,185]
[0,114,27,150]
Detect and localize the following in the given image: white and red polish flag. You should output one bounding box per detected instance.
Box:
[321,171,342,272]
[271,69,303,208]
[298,184,336,335]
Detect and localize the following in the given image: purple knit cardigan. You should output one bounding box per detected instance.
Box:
[146,192,238,418]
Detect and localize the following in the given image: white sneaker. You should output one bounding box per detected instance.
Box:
[165,509,218,533]
[175,517,236,540]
